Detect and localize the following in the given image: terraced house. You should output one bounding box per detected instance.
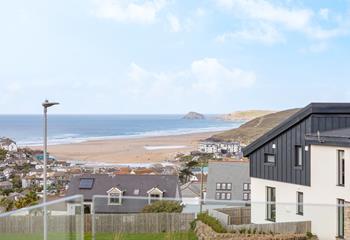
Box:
[243,103,350,240]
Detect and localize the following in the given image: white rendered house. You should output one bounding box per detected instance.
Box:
[243,103,350,240]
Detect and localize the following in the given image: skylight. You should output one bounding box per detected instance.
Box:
[79,178,94,189]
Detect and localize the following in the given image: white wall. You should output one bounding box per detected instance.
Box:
[251,145,350,240]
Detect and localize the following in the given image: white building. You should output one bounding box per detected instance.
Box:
[198,141,241,157]
[0,138,17,152]
[243,103,350,240]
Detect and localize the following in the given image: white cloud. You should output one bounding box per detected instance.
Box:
[216,23,284,44]
[215,0,349,45]
[216,0,312,30]
[125,58,256,98]
[92,0,167,24]
[191,58,256,94]
[167,14,181,32]
[319,8,329,20]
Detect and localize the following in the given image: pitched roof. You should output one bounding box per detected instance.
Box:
[66,174,180,201]
[243,103,350,156]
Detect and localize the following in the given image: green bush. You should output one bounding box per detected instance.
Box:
[196,212,227,233]
[142,201,183,213]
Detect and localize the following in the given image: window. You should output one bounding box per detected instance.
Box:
[215,192,231,200]
[221,183,226,190]
[295,146,303,167]
[296,192,303,215]
[337,150,345,186]
[243,183,250,191]
[216,182,232,190]
[337,199,345,238]
[266,187,276,222]
[243,192,250,201]
[150,194,161,203]
[108,193,121,205]
[264,154,275,164]
[79,178,94,189]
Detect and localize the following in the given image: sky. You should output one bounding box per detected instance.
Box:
[0,0,350,114]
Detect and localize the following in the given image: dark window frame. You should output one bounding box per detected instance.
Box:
[337,150,345,187]
[337,199,345,238]
[266,186,276,222]
[294,145,303,169]
[264,153,276,165]
[296,192,303,215]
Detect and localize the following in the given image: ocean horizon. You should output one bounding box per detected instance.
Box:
[0,114,243,146]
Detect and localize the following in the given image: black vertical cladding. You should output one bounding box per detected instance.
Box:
[249,114,350,186]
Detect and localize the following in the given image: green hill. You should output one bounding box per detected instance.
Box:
[220,110,275,121]
[209,108,300,145]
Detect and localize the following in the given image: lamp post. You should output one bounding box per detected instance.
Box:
[42,100,59,240]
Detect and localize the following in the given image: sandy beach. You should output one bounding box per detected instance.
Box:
[31,131,220,164]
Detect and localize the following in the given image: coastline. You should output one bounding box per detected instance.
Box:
[30,131,221,164]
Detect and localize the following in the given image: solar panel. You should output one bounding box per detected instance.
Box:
[79,178,94,189]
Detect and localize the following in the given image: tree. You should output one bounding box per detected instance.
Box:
[142,200,183,213]
[14,191,39,209]
[0,149,7,161]
[0,197,14,211]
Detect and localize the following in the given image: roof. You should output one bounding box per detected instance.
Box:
[0,138,16,146]
[66,174,180,201]
[243,103,350,156]
[305,127,350,147]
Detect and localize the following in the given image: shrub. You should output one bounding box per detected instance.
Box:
[196,212,227,233]
[142,200,183,213]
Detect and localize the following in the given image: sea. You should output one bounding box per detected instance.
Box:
[0,115,243,147]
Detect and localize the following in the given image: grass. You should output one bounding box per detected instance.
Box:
[0,232,197,240]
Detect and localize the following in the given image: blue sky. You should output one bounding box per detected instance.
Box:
[0,0,350,114]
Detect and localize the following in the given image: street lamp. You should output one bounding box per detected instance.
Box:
[42,100,59,240]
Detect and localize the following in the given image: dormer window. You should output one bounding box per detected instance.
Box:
[147,187,164,204]
[107,187,123,205]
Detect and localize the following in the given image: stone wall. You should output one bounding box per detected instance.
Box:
[195,221,310,240]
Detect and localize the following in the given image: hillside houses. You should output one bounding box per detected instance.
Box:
[198,141,242,159]
[0,138,17,152]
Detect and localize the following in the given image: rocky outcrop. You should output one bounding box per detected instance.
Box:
[183,112,205,120]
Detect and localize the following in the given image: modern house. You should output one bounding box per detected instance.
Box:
[206,160,250,203]
[243,103,350,240]
[65,174,181,214]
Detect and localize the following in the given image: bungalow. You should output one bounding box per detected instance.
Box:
[65,174,181,214]
[243,103,350,240]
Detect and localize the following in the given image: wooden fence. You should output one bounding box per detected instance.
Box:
[209,207,251,226]
[0,213,195,234]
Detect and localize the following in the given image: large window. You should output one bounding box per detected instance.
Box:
[337,150,345,186]
[215,192,231,200]
[266,187,276,222]
[295,146,303,167]
[216,182,232,190]
[337,199,345,238]
[296,192,303,215]
[264,154,276,164]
